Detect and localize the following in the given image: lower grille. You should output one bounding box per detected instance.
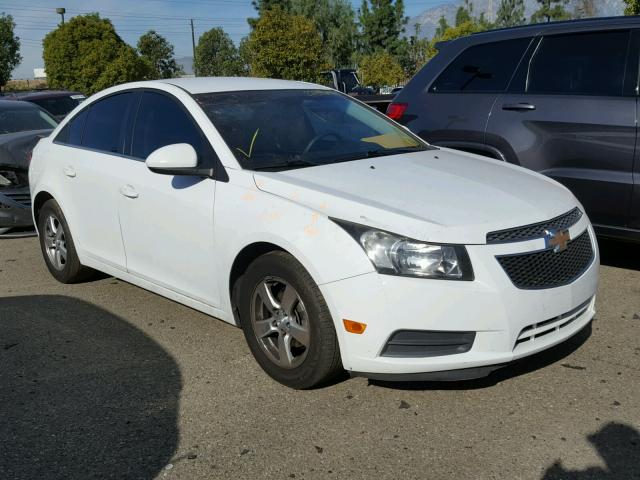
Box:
[514,298,592,349]
[2,192,31,207]
[496,230,594,290]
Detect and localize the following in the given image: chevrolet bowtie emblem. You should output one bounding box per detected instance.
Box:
[545,228,571,253]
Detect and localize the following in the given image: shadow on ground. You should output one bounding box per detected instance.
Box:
[598,237,640,271]
[542,422,640,479]
[0,295,181,480]
[371,322,592,391]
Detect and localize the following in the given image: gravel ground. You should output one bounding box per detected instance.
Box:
[1,236,638,480]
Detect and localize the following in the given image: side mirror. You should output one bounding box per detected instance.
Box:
[146,143,209,176]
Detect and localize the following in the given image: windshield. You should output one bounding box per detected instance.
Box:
[195,89,429,171]
[0,105,58,134]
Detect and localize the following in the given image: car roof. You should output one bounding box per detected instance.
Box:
[5,90,83,100]
[155,77,329,94]
[443,15,640,46]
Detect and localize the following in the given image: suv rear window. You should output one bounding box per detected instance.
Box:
[430,38,531,93]
[526,31,630,97]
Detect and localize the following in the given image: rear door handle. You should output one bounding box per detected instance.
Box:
[63,166,76,178]
[502,103,536,111]
[119,185,139,199]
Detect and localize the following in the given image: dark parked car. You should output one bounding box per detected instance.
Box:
[389,16,640,242]
[3,90,85,122]
[0,101,57,235]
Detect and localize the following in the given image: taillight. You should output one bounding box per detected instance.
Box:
[386,102,408,121]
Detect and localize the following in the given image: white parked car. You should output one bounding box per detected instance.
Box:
[29,78,599,388]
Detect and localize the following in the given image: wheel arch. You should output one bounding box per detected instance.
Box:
[228,241,287,324]
[32,190,55,232]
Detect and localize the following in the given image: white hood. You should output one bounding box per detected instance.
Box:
[253,148,578,244]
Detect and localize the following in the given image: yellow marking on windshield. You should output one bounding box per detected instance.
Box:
[236,128,260,159]
[361,134,417,149]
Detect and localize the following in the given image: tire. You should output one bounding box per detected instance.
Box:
[238,251,342,389]
[37,199,94,283]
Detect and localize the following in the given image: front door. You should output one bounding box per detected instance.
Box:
[117,90,221,307]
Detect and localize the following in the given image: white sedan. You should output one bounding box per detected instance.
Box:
[29,78,599,388]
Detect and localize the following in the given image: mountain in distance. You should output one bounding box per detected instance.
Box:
[408,0,626,39]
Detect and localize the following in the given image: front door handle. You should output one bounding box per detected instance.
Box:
[119,185,139,199]
[502,103,536,111]
[63,166,76,178]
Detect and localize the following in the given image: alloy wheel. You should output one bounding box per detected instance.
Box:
[250,277,311,369]
[43,213,67,271]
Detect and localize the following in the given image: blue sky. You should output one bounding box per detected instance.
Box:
[1,0,454,79]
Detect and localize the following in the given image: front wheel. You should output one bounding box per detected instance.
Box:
[239,251,342,389]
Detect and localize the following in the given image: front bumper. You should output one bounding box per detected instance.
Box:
[0,186,33,232]
[320,219,599,377]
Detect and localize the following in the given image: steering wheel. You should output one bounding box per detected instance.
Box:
[302,132,344,154]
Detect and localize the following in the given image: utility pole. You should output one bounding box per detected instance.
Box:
[56,7,65,25]
[190,19,197,77]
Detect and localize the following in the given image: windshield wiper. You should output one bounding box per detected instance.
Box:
[250,158,320,171]
[364,146,426,157]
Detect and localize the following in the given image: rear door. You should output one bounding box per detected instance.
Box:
[55,91,137,269]
[486,29,637,228]
[408,37,531,154]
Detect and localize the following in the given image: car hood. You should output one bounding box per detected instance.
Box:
[0,129,51,171]
[253,149,578,244]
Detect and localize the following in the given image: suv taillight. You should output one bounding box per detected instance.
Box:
[386,102,408,121]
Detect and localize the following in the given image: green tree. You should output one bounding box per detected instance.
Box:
[0,13,21,89]
[435,15,449,37]
[43,14,149,94]
[359,51,403,90]
[426,20,485,59]
[245,8,327,81]
[531,0,571,23]
[624,0,640,15]
[290,0,358,68]
[137,30,182,79]
[455,0,473,26]
[358,0,408,56]
[396,23,429,78]
[194,27,245,77]
[248,0,292,28]
[496,0,526,27]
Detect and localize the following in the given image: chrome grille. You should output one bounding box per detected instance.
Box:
[487,208,582,244]
[496,230,594,290]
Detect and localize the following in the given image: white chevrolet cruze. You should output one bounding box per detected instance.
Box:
[29,78,599,388]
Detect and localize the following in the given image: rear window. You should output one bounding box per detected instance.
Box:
[430,38,531,93]
[526,31,629,97]
[81,92,133,154]
[30,95,84,117]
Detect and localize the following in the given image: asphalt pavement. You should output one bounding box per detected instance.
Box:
[1,236,638,480]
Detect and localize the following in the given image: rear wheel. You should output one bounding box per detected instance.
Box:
[38,199,94,283]
[239,251,342,389]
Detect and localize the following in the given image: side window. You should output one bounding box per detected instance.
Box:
[430,38,531,93]
[55,109,88,146]
[82,92,133,154]
[527,31,630,96]
[131,91,205,160]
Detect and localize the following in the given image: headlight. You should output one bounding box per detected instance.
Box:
[332,219,474,280]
